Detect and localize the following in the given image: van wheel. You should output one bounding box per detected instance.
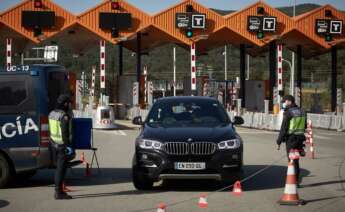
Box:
[0,154,12,188]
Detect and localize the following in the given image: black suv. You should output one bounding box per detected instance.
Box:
[132,96,244,190]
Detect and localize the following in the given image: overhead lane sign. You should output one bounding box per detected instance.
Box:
[315,19,343,42]
[176,13,206,29]
[247,16,277,39]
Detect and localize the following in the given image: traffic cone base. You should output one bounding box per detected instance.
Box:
[278,161,305,206]
[157,202,166,212]
[232,181,242,196]
[198,194,208,208]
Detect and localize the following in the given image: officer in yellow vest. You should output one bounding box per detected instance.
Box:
[49,94,73,200]
[277,95,306,186]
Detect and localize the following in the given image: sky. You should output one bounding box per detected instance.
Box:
[0,0,344,14]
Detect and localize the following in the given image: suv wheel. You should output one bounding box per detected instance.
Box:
[0,154,12,188]
[132,166,153,190]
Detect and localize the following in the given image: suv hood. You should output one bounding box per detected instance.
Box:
[142,124,237,142]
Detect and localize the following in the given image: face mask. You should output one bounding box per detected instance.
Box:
[282,102,287,109]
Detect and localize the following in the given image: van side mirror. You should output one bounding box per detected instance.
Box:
[132,116,143,125]
[233,116,244,125]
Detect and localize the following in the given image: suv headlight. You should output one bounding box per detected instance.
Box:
[138,139,163,150]
[218,139,241,149]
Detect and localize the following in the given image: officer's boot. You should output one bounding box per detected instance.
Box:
[55,191,72,200]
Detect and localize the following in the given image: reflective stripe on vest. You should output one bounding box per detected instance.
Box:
[48,110,65,145]
[288,108,306,135]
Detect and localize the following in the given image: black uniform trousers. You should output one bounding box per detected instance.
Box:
[54,145,67,193]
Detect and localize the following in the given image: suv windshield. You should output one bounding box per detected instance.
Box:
[146,99,230,127]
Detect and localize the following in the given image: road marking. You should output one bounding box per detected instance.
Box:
[98,130,127,136]
[313,134,330,140]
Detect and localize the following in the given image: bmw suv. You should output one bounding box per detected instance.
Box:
[132,96,244,190]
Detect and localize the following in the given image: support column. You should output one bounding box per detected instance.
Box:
[296,45,302,107]
[331,46,337,112]
[136,32,142,101]
[239,44,246,108]
[269,42,277,110]
[118,42,123,76]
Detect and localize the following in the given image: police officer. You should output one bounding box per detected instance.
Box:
[277,95,306,185]
[48,94,74,200]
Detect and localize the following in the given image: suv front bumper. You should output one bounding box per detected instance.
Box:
[134,148,243,181]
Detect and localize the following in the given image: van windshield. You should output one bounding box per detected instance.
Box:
[47,70,69,111]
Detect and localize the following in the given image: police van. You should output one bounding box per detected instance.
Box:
[0,64,70,188]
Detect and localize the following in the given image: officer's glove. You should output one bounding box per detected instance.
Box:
[66,147,73,156]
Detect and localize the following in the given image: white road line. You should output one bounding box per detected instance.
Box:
[313,134,330,140]
[118,130,127,136]
[98,130,127,136]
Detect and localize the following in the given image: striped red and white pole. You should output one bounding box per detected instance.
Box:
[143,65,147,104]
[90,66,96,97]
[100,40,106,90]
[277,44,283,101]
[6,38,12,71]
[307,119,315,159]
[191,42,196,94]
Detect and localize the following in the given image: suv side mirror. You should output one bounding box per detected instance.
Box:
[132,116,143,125]
[233,116,244,125]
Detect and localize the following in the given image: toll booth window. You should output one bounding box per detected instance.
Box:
[0,81,27,106]
[101,110,110,119]
[48,71,69,111]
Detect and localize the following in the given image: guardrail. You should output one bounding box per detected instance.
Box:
[74,107,344,132]
[228,111,344,132]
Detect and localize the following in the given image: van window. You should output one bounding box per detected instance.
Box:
[0,75,35,114]
[0,81,27,106]
[47,71,69,111]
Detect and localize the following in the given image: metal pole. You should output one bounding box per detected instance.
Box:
[291,0,296,96]
[136,32,142,102]
[224,45,227,81]
[119,42,123,76]
[239,44,246,108]
[331,46,337,112]
[269,42,277,110]
[173,47,176,96]
[246,54,250,80]
[296,45,302,107]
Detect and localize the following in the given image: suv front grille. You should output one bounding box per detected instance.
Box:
[191,142,217,155]
[164,142,189,155]
[163,142,216,155]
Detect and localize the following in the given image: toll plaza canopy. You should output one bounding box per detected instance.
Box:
[1,0,344,56]
[1,0,345,112]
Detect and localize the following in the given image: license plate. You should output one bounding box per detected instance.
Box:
[174,162,206,170]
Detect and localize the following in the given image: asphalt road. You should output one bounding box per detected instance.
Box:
[1,126,345,212]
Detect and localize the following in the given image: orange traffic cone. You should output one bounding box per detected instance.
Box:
[278,160,305,205]
[157,202,166,212]
[62,181,73,192]
[232,181,242,196]
[309,136,315,159]
[198,193,208,208]
[85,163,91,177]
[80,152,86,164]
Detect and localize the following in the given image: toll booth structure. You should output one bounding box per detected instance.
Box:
[1,0,345,112]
